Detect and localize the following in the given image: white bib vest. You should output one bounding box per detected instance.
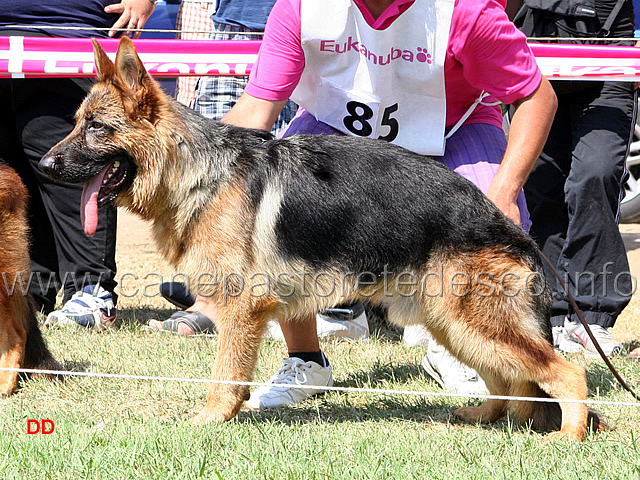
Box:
[292,0,455,155]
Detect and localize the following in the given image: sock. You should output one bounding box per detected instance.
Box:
[288,350,329,367]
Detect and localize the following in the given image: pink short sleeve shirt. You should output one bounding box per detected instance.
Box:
[245,0,541,130]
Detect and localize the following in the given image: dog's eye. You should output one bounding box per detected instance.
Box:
[88,121,105,131]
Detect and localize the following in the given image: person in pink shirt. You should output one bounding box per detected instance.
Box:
[184,0,558,408]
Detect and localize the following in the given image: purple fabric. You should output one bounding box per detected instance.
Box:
[280,108,531,231]
[279,107,344,136]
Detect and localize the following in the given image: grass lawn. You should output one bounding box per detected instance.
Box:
[2,212,639,479]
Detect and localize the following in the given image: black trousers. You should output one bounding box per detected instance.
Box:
[525,81,636,328]
[0,77,117,313]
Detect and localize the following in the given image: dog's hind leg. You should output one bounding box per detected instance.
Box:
[424,251,590,440]
[444,320,588,439]
[533,357,589,441]
[457,336,588,440]
[454,373,508,424]
[449,336,588,440]
[193,295,275,425]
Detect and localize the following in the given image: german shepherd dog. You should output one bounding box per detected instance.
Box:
[39,37,601,440]
[0,162,59,395]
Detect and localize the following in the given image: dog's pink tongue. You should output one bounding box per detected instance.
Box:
[81,166,110,237]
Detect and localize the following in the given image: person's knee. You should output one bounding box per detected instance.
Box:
[565,155,626,201]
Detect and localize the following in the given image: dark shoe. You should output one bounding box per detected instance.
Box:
[159,282,196,310]
[148,310,217,335]
[320,302,365,321]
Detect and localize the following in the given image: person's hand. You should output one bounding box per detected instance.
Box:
[486,186,522,227]
[493,76,557,228]
[105,0,155,39]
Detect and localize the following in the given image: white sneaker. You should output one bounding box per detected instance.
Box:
[45,284,117,330]
[264,319,285,340]
[403,324,432,347]
[560,317,622,358]
[265,307,370,342]
[246,357,333,410]
[421,340,489,395]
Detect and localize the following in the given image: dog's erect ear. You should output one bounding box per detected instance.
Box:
[108,36,161,123]
[92,38,115,82]
[114,36,150,94]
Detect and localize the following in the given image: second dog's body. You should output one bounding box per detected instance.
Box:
[0,163,59,395]
[39,37,598,440]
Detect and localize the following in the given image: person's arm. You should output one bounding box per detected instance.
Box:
[452,0,556,225]
[486,76,557,225]
[105,0,156,39]
[220,0,303,131]
[221,93,289,131]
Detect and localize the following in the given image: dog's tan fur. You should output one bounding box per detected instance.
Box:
[41,37,601,440]
[0,165,31,395]
[0,164,59,395]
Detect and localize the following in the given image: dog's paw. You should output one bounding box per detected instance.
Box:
[192,394,245,425]
[192,407,229,425]
[0,378,17,397]
[454,401,506,424]
[544,429,585,442]
[454,406,484,423]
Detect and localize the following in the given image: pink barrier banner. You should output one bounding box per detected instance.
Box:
[1,36,640,81]
[530,43,640,81]
[0,36,259,78]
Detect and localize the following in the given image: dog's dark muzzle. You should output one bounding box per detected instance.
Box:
[38,146,117,185]
[38,152,64,179]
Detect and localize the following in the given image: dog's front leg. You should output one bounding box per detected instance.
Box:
[193,296,273,425]
[0,313,27,396]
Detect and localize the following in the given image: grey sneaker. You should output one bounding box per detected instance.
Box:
[421,340,489,395]
[45,284,117,330]
[315,308,370,342]
[562,318,622,358]
[552,325,582,354]
[246,357,333,410]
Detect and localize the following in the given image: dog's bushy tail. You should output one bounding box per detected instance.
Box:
[508,382,608,433]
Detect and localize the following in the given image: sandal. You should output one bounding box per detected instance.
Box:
[146,310,217,336]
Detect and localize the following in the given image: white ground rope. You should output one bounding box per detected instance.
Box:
[3,367,640,407]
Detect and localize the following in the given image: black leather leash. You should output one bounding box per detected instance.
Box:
[538,250,640,402]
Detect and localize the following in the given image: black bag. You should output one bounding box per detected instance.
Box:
[513,0,626,44]
[513,0,627,93]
